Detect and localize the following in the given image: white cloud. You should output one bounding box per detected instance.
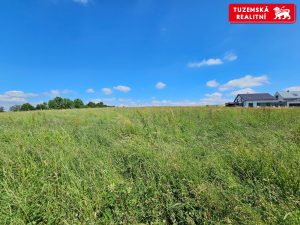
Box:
[73,0,89,5]
[102,88,113,95]
[150,93,228,107]
[219,75,269,91]
[44,89,74,97]
[0,91,38,103]
[90,98,116,104]
[3,91,37,98]
[284,86,300,91]
[86,88,95,94]
[224,52,238,62]
[90,94,231,107]
[114,85,131,93]
[88,97,200,107]
[155,82,166,90]
[205,92,222,98]
[151,93,228,106]
[0,91,38,110]
[199,92,228,105]
[206,80,219,88]
[229,88,256,96]
[188,58,223,68]
[48,90,60,96]
[92,98,140,107]
[151,100,198,107]
[188,51,237,69]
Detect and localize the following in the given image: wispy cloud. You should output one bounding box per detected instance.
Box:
[0,91,38,110]
[86,93,231,107]
[89,98,140,107]
[151,100,198,106]
[188,51,238,68]
[284,86,300,91]
[44,89,74,97]
[155,82,166,90]
[151,93,228,106]
[86,88,95,93]
[219,75,269,91]
[90,98,116,104]
[102,88,113,95]
[228,88,256,96]
[199,92,228,105]
[0,91,38,103]
[224,52,238,62]
[206,80,219,88]
[188,58,223,68]
[113,85,131,93]
[73,0,90,5]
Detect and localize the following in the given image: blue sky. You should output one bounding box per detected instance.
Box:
[0,0,299,108]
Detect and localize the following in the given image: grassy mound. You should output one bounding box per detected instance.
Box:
[0,107,300,224]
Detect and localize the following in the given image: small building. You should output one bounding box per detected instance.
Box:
[233,93,277,107]
[275,91,300,107]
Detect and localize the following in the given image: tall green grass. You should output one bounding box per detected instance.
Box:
[0,107,299,224]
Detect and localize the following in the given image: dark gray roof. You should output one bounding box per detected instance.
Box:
[238,93,276,101]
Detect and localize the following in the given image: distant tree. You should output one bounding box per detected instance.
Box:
[63,98,75,109]
[96,102,105,108]
[86,102,96,108]
[0,106,4,112]
[10,105,21,112]
[74,99,85,109]
[20,103,35,111]
[48,97,63,109]
[48,97,74,109]
[36,102,48,110]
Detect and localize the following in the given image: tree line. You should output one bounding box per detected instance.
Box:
[0,97,112,112]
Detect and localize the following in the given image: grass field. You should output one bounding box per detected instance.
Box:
[0,107,300,224]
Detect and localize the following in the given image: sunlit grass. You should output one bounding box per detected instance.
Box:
[0,107,300,224]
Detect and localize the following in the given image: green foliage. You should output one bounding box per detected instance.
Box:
[9,104,21,112]
[9,98,110,112]
[96,102,105,108]
[0,106,4,112]
[48,97,63,109]
[48,97,74,109]
[36,102,48,110]
[63,98,75,109]
[86,101,96,108]
[74,98,85,108]
[0,107,300,224]
[20,103,35,111]
[86,101,108,108]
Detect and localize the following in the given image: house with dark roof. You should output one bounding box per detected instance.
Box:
[275,91,300,107]
[233,93,278,107]
[228,91,300,108]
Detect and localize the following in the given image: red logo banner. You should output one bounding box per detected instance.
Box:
[229,4,296,24]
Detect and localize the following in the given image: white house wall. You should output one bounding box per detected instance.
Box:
[243,100,278,108]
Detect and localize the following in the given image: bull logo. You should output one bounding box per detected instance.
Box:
[273,6,291,20]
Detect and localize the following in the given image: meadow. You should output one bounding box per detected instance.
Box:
[0,107,299,224]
